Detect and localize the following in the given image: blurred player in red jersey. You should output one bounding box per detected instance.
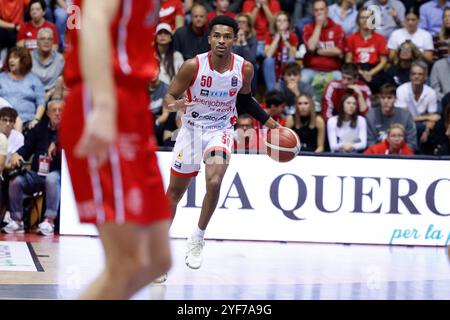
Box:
[60,0,171,299]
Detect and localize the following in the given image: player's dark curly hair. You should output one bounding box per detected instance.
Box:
[208,15,239,36]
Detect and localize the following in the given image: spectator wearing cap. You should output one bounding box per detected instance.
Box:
[173,3,210,60]
[16,0,59,51]
[156,23,184,85]
[160,0,185,31]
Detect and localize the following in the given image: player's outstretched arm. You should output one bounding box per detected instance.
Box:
[75,0,120,166]
[237,61,280,129]
[163,58,197,112]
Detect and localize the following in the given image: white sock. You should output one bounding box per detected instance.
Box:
[191,226,205,239]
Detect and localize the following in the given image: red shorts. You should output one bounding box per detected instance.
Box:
[60,82,171,225]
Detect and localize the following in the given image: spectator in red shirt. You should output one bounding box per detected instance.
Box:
[364,123,415,155]
[16,0,58,51]
[322,63,372,122]
[159,0,185,31]
[207,0,236,23]
[345,7,389,94]
[242,0,281,57]
[301,0,345,85]
[0,0,30,51]
[263,11,298,90]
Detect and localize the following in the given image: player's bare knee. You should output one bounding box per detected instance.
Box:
[206,176,223,194]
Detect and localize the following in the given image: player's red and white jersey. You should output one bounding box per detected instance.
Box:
[183,51,245,131]
[64,0,160,86]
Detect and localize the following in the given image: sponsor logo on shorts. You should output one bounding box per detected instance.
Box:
[200,89,209,97]
[177,151,183,160]
[231,76,238,87]
[174,161,182,169]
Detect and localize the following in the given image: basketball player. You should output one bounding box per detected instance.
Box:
[162,15,280,275]
[60,0,171,299]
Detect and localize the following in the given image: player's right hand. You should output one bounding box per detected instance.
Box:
[167,98,195,111]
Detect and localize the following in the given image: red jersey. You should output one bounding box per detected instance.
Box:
[265,32,299,80]
[0,0,29,24]
[17,20,59,50]
[302,18,345,72]
[65,0,160,86]
[242,0,281,41]
[345,32,388,65]
[322,79,372,121]
[159,0,184,31]
[364,140,414,155]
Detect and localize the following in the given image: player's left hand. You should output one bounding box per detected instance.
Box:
[75,108,117,167]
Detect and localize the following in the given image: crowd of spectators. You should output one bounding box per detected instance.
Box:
[0,0,66,235]
[1,0,450,234]
[152,0,450,159]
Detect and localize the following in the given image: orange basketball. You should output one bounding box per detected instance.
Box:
[265,127,301,162]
